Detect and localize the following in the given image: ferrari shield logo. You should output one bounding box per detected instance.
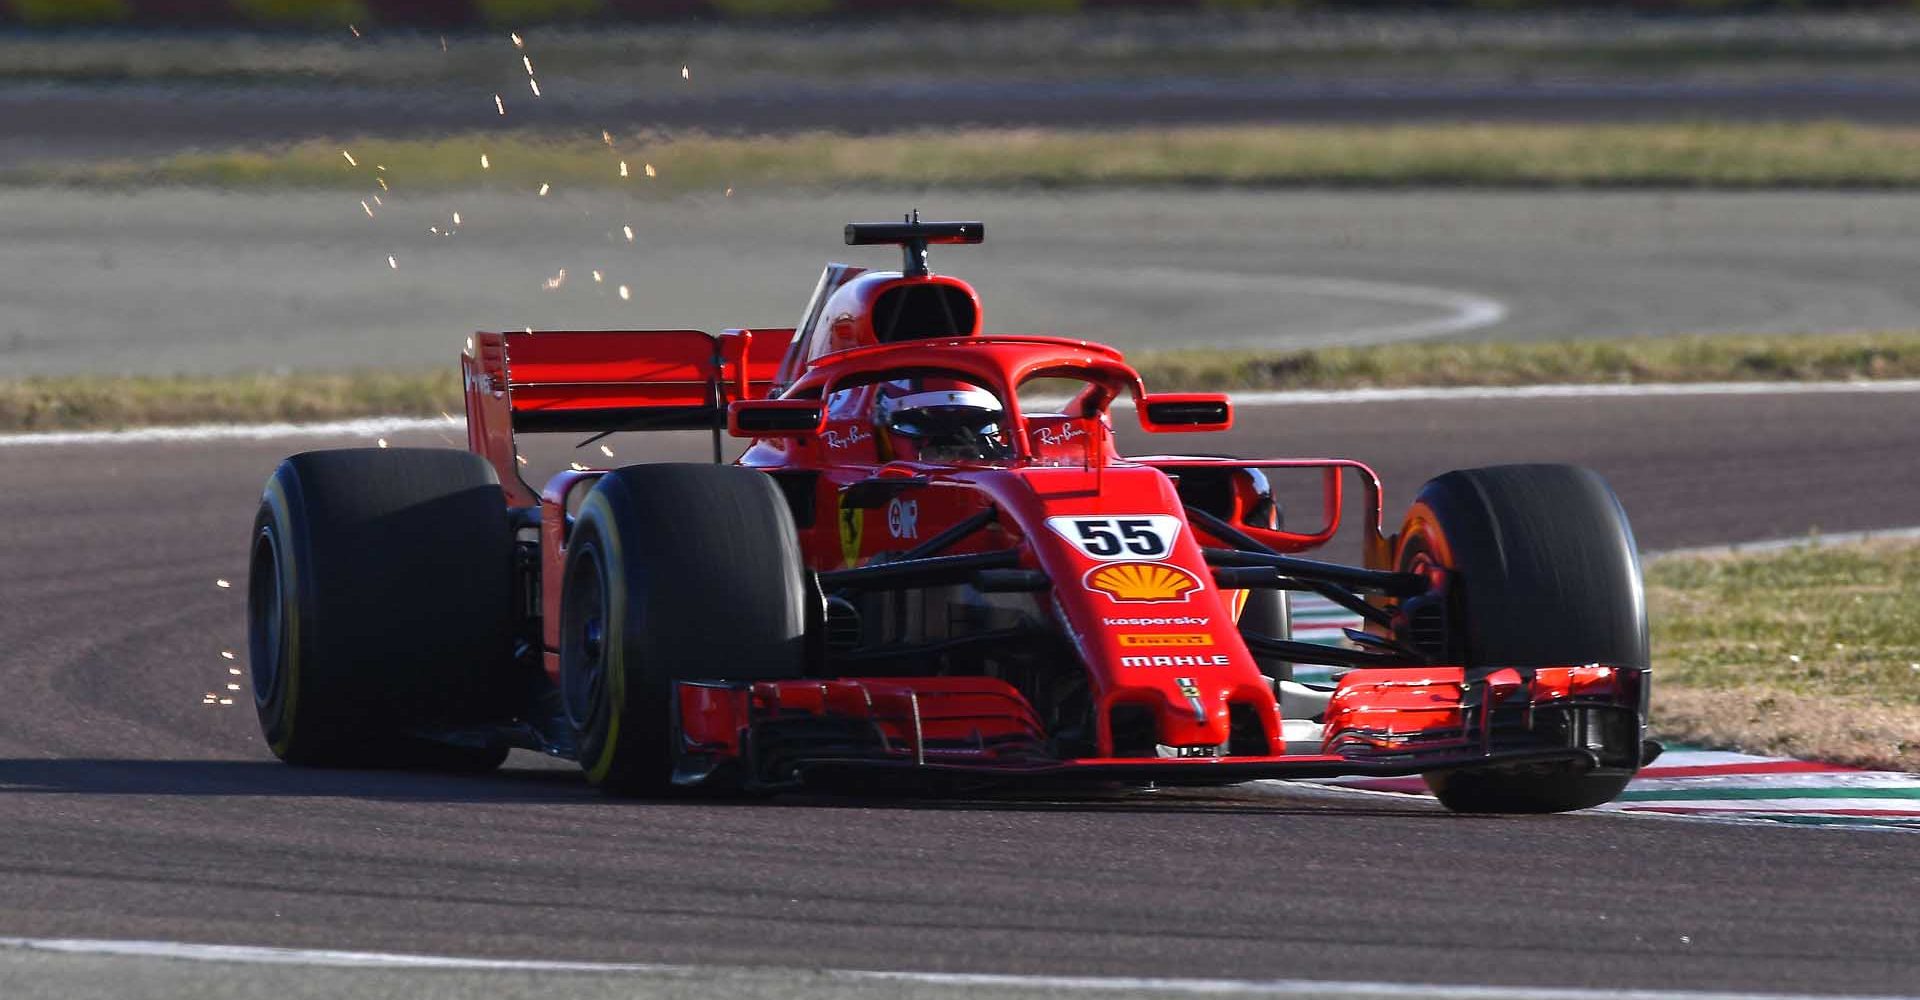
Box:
[837,494,864,567]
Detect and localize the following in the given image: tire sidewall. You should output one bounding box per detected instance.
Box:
[559,465,810,793]
[245,449,517,768]
[1391,465,1648,813]
[1395,467,1648,670]
[566,488,643,788]
[251,467,321,761]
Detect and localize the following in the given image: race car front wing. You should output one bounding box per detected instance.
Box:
[669,672,1658,792]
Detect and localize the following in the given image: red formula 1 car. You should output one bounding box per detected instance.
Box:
[246,218,1658,813]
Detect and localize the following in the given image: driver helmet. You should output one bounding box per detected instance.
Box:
[875,383,1010,462]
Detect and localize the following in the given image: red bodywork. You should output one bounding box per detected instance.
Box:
[460,262,1645,789]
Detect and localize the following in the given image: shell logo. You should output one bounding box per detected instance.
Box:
[1084,561,1202,604]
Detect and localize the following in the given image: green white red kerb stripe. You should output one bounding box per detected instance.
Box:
[1313,750,1920,831]
[1288,595,1920,830]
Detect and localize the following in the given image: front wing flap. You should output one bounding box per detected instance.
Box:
[671,672,1651,792]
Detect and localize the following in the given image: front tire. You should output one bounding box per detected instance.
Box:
[1395,464,1648,814]
[248,448,518,769]
[560,464,810,794]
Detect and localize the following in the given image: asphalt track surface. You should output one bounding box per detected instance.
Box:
[10,188,1920,376]
[3,389,1919,998]
[13,77,1920,169]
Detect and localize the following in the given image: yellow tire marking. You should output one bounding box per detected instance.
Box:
[580,491,629,786]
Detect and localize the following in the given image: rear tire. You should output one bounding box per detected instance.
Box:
[560,464,810,794]
[1395,464,1648,814]
[248,448,518,770]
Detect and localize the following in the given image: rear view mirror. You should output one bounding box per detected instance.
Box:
[1149,461,1346,552]
[728,399,825,438]
[1137,393,1233,433]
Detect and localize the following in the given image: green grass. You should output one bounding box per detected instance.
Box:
[1648,539,1920,771]
[4,331,1917,433]
[30,123,1920,192]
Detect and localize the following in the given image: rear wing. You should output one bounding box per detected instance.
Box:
[464,328,791,503]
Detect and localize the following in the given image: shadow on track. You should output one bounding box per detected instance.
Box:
[0,758,594,804]
[0,758,1454,818]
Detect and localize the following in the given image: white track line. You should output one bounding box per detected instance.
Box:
[6,379,1919,449]
[0,416,448,448]
[1650,525,1920,560]
[1098,267,1510,347]
[1215,378,1920,407]
[1,938,1911,1000]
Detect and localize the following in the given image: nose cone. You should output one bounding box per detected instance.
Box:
[1157,675,1234,747]
[978,463,1284,757]
[1104,674,1242,756]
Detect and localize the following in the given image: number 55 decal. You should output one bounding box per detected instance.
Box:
[1045,515,1183,561]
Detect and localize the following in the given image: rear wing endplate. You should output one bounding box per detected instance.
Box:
[469,328,786,433]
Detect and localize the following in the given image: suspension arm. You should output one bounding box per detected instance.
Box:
[818,549,1022,592]
[1239,632,1427,669]
[1201,545,1427,597]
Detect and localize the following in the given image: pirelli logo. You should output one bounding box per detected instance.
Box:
[1121,654,1232,668]
[1118,634,1214,648]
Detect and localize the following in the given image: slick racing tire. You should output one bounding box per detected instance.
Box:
[248,448,518,771]
[1395,464,1648,814]
[560,464,810,795]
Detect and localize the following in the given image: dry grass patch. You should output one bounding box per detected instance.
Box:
[30,123,1920,192]
[1653,686,1920,773]
[1648,538,1920,771]
[0,370,459,432]
[1135,331,1920,391]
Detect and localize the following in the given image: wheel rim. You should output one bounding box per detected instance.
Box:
[560,542,610,731]
[1395,535,1459,663]
[247,526,285,710]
